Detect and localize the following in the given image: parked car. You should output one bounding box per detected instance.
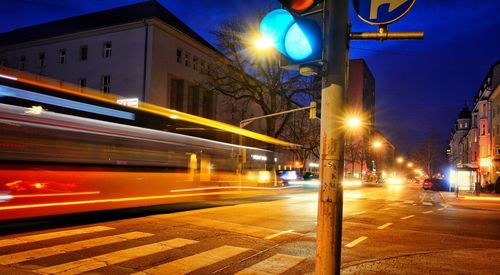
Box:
[303,172,319,181]
[422,178,448,191]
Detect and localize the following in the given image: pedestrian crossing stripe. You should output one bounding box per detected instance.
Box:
[175,216,292,239]
[35,238,198,275]
[0,226,114,248]
[235,253,305,275]
[133,245,249,275]
[0,231,152,265]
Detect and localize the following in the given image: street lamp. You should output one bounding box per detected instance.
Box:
[253,36,273,51]
[347,117,361,128]
[373,141,382,148]
[407,162,413,168]
[397,157,404,163]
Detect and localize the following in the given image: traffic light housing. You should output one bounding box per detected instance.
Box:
[260,0,324,71]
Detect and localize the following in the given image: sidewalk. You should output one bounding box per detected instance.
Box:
[342,248,500,274]
[440,191,500,211]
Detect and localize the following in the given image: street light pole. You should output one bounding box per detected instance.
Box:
[315,0,348,274]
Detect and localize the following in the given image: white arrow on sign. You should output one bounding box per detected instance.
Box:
[370,0,407,19]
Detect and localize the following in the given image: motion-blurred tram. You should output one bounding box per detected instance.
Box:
[0,70,297,221]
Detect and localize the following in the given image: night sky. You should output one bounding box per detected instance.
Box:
[1,0,499,153]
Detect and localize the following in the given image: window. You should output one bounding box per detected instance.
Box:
[202,90,214,118]
[176,48,182,63]
[188,86,200,115]
[193,56,198,71]
[101,75,111,93]
[39,53,45,67]
[464,122,468,128]
[184,52,191,67]
[103,42,112,58]
[496,148,500,156]
[170,79,184,111]
[79,78,87,88]
[80,46,88,61]
[200,60,206,73]
[19,56,26,70]
[59,49,66,64]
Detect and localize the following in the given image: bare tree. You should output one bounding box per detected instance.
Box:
[285,111,321,173]
[411,128,447,176]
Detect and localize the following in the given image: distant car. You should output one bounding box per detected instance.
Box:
[276,170,300,185]
[303,172,319,181]
[422,178,448,191]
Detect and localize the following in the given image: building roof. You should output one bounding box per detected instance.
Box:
[457,103,471,119]
[0,0,220,54]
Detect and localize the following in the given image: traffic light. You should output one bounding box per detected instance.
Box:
[309,101,317,119]
[260,0,324,71]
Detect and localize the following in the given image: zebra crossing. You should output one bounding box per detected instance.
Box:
[0,225,305,274]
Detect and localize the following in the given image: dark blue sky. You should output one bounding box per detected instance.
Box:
[1,0,499,153]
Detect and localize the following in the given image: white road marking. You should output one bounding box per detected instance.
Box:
[175,217,293,239]
[235,253,304,275]
[423,210,433,214]
[265,230,298,240]
[400,215,415,220]
[0,231,152,265]
[379,208,392,211]
[351,211,366,216]
[437,208,445,211]
[134,245,249,275]
[345,236,368,248]
[404,200,414,204]
[377,223,393,229]
[422,202,433,206]
[36,238,197,274]
[0,226,113,248]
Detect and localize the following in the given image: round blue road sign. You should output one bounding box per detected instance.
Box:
[352,0,416,25]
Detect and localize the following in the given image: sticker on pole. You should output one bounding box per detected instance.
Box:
[352,0,415,25]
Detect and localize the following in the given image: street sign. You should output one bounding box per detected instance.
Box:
[352,0,415,25]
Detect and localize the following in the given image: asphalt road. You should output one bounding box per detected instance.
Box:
[1,183,499,274]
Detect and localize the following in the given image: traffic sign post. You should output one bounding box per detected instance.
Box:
[351,0,423,41]
[352,0,415,25]
[259,0,423,274]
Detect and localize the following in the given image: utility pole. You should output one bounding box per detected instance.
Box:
[315,0,348,274]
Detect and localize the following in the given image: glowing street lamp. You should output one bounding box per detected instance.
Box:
[253,36,274,51]
[373,141,382,149]
[347,117,361,128]
[407,162,413,168]
[397,157,404,163]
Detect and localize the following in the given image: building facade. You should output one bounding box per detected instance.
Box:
[449,104,472,167]
[449,60,500,189]
[0,1,220,119]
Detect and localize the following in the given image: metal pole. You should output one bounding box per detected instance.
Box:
[315,0,348,274]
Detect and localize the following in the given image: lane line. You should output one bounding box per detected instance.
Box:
[0,226,114,248]
[0,231,152,265]
[36,238,197,275]
[134,245,249,275]
[422,202,433,206]
[400,215,415,220]
[235,253,304,275]
[379,208,392,211]
[423,210,433,214]
[351,211,366,216]
[437,208,444,211]
[377,223,393,229]
[404,200,414,204]
[345,236,368,248]
[265,230,298,240]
